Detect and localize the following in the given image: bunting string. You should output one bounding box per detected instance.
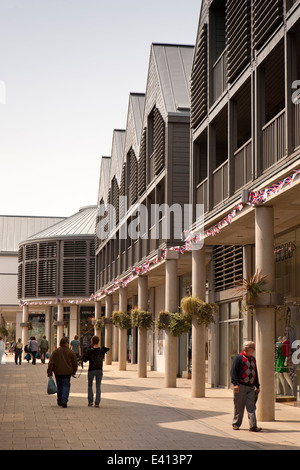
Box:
[20,169,300,308]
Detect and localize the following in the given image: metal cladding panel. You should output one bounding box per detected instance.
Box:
[97,156,111,205]
[0,216,65,253]
[152,44,194,114]
[109,130,125,185]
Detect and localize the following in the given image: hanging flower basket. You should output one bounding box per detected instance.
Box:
[155,311,191,336]
[156,311,171,330]
[131,308,153,330]
[92,318,105,330]
[169,312,192,337]
[235,269,269,305]
[181,296,217,327]
[112,311,132,329]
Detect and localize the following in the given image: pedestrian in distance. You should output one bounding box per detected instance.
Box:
[231,340,261,432]
[70,335,81,363]
[47,337,78,408]
[82,335,109,407]
[29,336,39,365]
[0,336,6,365]
[14,338,23,365]
[39,336,49,363]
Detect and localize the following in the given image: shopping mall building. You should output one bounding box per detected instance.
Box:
[4,0,300,422]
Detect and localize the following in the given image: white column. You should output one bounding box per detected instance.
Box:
[69,305,78,343]
[112,303,119,361]
[21,305,29,353]
[138,275,148,378]
[165,253,179,388]
[192,247,206,397]
[255,205,275,421]
[94,300,102,343]
[44,306,51,343]
[119,287,128,371]
[57,303,64,347]
[105,295,113,365]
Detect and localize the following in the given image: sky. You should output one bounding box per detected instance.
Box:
[0,0,201,218]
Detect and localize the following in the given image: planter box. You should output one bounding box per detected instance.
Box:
[53,321,64,326]
[252,292,284,308]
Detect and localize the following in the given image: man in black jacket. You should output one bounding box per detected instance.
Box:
[231,341,261,432]
[82,336,109,407]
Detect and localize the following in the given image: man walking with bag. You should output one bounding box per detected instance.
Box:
[47,337,77,408]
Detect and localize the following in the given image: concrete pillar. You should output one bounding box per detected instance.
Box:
[21,305,29,354]
[165,254,178,388]
[112,303,119,361]
[69,305,78,344]
[105,295,113,365]
[94,300,102,342]
[255,205,275,421]
[57,303,64,347]
[192,247,206,398]
[44,306,51,343]
[119,287,128,371]
[138,275,148,378]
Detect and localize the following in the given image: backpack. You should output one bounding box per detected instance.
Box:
[90,349,103,370]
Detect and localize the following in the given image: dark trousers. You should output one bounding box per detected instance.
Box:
[31,351,37,364]
[55,375,71,405]
[15,348,22,365]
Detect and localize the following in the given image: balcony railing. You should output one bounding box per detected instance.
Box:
[234,139,252,191]
[213,160,228,207]
[212,50,227,104]
[196,178,209,214]
[262,109,286,171]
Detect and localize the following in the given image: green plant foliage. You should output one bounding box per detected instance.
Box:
[112,311,132,329]
[156,311,171,330]
[169,312,192,337]
[180,296,217,326]
[131,308,153,330]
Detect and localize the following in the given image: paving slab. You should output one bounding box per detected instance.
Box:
[1,353,300,457]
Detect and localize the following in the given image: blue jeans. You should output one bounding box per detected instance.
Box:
[55,375,71,405]
[88,369,103,405]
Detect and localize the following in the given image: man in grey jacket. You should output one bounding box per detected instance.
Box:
[47,337,77,407]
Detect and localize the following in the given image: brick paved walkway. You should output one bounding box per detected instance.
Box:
[1,353,300,453]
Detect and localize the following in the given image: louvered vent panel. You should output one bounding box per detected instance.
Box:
[18,264,23,299]
[226,0,251,83]
[39,242,57,258]
[112,177,119,225]
[38,260,57,296]
[18,247,23,263]
[138,129,147,196]
[24,261,37,297]
[119,165,126,220]
[129,149,138,205]
[214,245,243,292]
[64,240,87,257]
[154,108,166,175]
[25,244,37,260]
[253,0,283,50]
[191,23,208,129]
[89,256,95,295]
[63,259,86,296]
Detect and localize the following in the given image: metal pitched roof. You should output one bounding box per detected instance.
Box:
[0,215,65,252]
[97,156,111,205]
[23,206,98,241]
[151,43,195,115]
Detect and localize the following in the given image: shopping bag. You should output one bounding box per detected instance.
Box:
[47,377,57,395]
